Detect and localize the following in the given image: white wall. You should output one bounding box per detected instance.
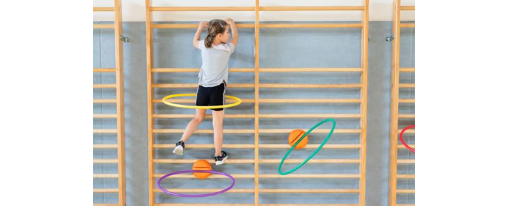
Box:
[93,0,415,22]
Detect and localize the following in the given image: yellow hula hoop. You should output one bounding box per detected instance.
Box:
[162,93,242,109]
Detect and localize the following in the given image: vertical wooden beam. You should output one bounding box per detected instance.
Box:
[113,0,125,205]
[389,0,401,206]
[359,1,369,206]
[146,0,155,205]
[254,1,260,205]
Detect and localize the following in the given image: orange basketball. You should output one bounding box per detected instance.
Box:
[288,129,308,149]
[192,159,212,179]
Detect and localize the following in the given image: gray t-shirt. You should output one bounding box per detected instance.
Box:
[198,40,235,87]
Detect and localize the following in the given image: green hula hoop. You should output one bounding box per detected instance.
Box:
[278,118,337,175]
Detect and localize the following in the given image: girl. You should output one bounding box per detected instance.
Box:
[173,18,238,166]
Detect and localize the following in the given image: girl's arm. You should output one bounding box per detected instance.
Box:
[193,21,208,49]
[226,18,238,48]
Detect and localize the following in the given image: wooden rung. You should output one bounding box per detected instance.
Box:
[155,204,358,206]
[93,99,117,104]
[93,188,118,193]
[260,129,361,134]
[259,114,361,118]
[399,99,415,103]
[400,23,415,28]
[400,6,416,10]
[152,24,254,28]
[153,114,255,119]
[400,68,415,72]
[153,84,253,88]
[398,129,415,134]
[93,24,115,29]
[93,174,119,178]
[260,68,363,72]
[93,68,116,72]
[396,189,415,193]
[259,99,362,103]
[398,114,415,118]
[396,205,415,206]
[151,7,255,11]
[260,205,358,206]
[93,129,117,134]
[397,145,415,149]
[93,159,118,163]
[260,23,363,28]
[93,114,118,119]
[154,159,360,164]
[153,99,255,103]
[397,174,415,179]
[259,6,365,11]
[93,204,119,206]
[260,84,362,88]
[152,68,254,73]
[153,129,254,134]
[154,144,360,149]
[260,189,359,193]
[397,159,415,164]
[93,84,116,89]
[154,189,358,193]
[93,7,115,12]
[93,144,118,149]
[153,174,359,179]
[155,189,253,193]
[399,83,415,88]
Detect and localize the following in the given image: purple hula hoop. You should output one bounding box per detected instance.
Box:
[157,170,236,197]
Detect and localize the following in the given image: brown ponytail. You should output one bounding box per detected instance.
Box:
[204,19,228,48]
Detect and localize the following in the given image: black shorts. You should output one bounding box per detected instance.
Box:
[196,83,226,111]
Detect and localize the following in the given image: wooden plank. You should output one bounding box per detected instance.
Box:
[152,68,254,73]
[400,23,415,28]
[152,129,360,134]
[93,24,115,29]
[151,7,255,11]
[260,68,363,72]
[259,114,361,118]
[156,204,358,206]
[93,144,118,149]
[260,23,363,28]
[93,129,117,134]
[396,189,415,193]
[93,99,117,103]
[398,114,415,118]
[259,84,362,88]
[153,174,360,179]
[93,189,119,193]
[359,1,370,205]
[93,159,119,163]
[154,159,360,164]
[400,6,415,10]
[254,2,260,204]
[259,6,365,11]
[397,145,415,149]
[153,114,254,119]
[399,68,415,72]
[260,129,361,134]
[389,1,402,206]
[397,174,415,178]
[154,99,255,103]
[152,23,254,28]
[93,84,116,89]
[398,129,415,134]
[153,83,253,88]
[93,174,119,178]
[93,204,119,206]
[153,189,359,193]
[397,159,415,164]
[399,99,415,103]
[93,68,116,72]
[93,7,115,12]
[93,114,117,119]
[153,144,361,149]
[399,83,415,88]
[259,99,362,103]
[145,2,155,206]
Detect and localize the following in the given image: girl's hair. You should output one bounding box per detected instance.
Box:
[205,19,228,48]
